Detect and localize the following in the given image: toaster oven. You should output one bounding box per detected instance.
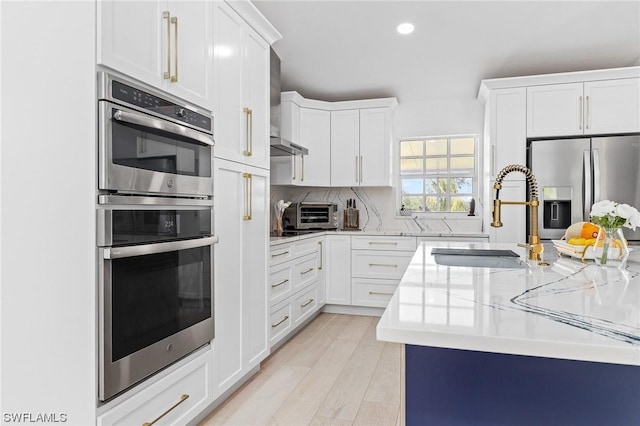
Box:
[282,202,338,230]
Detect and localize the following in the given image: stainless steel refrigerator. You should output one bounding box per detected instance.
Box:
[528,135,640,242]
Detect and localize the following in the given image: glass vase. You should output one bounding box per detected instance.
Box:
[593,227,629,268]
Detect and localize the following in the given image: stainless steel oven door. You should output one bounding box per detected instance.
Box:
[98,235,217,401]
[98,101,214,197]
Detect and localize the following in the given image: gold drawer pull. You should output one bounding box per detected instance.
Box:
[272,279,289,288]
[369,291,394,296]
[142,394,189,426]
[272,315,289,328]
[369,263,398,267]
[368,241,398,245]
[272,251,290,258]
[301,298,314,308]
[301,267,314,275]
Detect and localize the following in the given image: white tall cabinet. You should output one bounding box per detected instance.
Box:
[97,0,213,109]
[211,0,280,401]
[1,2,97,423]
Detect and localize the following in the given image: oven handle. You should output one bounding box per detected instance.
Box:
[113,109,214,147]
[104,236,218,259]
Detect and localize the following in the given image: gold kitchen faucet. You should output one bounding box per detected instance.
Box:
[491,164,547,264]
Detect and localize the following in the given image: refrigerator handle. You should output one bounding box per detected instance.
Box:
[583,150,592,221]
[592,149,600,203]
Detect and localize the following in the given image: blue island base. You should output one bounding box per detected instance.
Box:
[405,345,640,426]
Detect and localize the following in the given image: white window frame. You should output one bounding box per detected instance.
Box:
[397,134,478,216]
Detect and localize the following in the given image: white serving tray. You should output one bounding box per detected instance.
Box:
[552,239,631,261]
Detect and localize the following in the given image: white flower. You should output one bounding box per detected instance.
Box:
[590,200,615,218]
[626,209,640,231]
[615,203,635,220]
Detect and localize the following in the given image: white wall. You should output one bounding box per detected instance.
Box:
[0,2,96,423]
[396,99,484,138]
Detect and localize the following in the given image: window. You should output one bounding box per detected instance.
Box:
[399,135,476,213]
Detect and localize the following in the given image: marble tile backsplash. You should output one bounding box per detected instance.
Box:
[270,186,483,234]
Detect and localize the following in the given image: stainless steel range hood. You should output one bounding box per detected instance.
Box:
[270,136,309,156]
[270,48,309,157]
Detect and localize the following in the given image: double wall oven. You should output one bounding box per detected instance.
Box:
[97,72,216,401]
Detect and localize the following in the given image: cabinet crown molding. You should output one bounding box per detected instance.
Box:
[281,91,398,110]
[227,0,282,44]
[477,66,640,104]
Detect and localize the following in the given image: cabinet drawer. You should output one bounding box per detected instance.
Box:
[97,349,212,426]
[291,236,323,258]
[351,278,398,308]
[351,251,413,279]
[292,253,319,292]
[270,242,294,266]
[293,284,319,326]
[269,302,293,347]
[269,263,294,306]
[351,235,416,251]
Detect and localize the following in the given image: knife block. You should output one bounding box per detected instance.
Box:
[343,209,360,230]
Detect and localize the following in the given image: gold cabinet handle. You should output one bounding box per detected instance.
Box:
[586,95,590,129]
[359,155,363,182]
[301,155,305,182]
[271,279,289,288]
[162,12,171,79]
[369,291,394,296]
[318,241,323,270]
[272,251,290,258]
[301,298,314,308]
[142,394,189,426]
[243,108,253,156]
[355,156,358,182]
[242,173,252,220]
[272,315,289,328]
[369,263,398,267]
[578,95,583,130]
[368,241,398,245]
[170,16,178,82]
[301,267,314,275]
[291,156,296,180]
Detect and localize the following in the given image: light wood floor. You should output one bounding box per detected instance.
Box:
[200,313,402,426]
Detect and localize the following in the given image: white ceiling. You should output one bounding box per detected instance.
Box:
[253,0,640,103]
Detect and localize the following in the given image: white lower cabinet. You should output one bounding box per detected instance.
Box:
[97,349,213,426]
[351,278,399,308]
[325,234,352,304]
[349,236,416,308]
[269,236,324,347]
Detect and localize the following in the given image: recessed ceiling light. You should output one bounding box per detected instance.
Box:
[397,23,414,35]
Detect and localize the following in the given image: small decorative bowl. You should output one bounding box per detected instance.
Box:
[399,209,413,217]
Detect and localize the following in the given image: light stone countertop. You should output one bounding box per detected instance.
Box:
[377,241,640,366]
[269,230,490,246]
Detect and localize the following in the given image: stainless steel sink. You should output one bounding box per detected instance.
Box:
[431,248,526,269]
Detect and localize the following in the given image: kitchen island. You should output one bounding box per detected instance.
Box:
[377,242,640,426]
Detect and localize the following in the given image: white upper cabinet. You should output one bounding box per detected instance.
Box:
[330,110,361,187]
[527,78,640,137]
[213,2,271,169]
[331,108,393,187]
[299,108,331,186]
[271,100,331,186]
[359,107,392,186]
[584,78,640,135]
[97,0,213,109]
